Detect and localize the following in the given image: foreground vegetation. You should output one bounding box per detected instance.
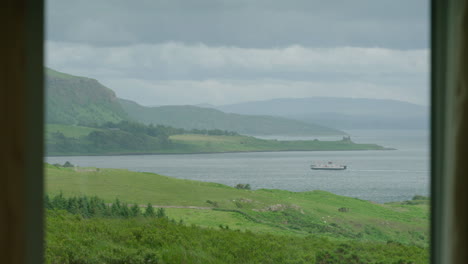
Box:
[46,165,428,247]
[46,122,388,156]
[46,209,428,264]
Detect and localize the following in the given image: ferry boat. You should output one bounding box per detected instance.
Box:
[310,161,347,170]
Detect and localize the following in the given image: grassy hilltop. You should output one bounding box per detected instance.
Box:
[45,68,128,126]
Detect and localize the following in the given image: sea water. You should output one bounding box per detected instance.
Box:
[46,129,429,203]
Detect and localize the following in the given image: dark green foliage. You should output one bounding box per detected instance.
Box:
[315,244,365,264]
[44,194,52,210]
[46,210,429,264]
[144,203,155,217]
[101,120,239,138]
[62,161,74,167]
[235,183,251,190]
[45,120,243,155]
[412,195,429,201]
[130,204,141,217]
[156,207,166,218]
[235,201,244,208]
[45,194,161,219]
[401,195,430,205]
[206,200,219,207]
[110,198,122,217]
[50,192,68,210]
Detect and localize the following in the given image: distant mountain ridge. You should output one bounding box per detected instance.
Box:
[217,97,429,129]
[119,99,345,136]
[45,68,345,136]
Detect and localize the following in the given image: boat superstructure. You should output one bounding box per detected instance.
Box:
[310,161,347,170]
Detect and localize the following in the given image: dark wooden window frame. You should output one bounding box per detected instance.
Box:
[2,0,467,263]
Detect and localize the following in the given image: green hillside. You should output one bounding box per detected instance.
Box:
[45,123,386,155]
[45,68,129,126]
[45,67,345,136]
[45,164,429,247]
[119,99,345,136]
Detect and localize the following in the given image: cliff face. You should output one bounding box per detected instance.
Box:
[45,68,129,126]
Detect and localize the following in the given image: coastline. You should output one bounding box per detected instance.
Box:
[45,147,395,157]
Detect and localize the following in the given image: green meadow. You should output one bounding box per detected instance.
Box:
[170,134,389,153]
[46,124,102,138]
[45,164,428,247]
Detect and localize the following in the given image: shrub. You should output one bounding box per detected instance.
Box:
[144,203,155,217]
[235,184,251,190]
[63,161,74,167]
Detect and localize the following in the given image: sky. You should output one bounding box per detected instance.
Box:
[46,0,429,106]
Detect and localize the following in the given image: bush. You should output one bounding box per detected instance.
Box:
[235,183,251,190]
[206,200,219,207]
[63,161,74,167]
[144,203,155,217]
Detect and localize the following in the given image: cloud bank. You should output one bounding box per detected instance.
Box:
[47,41,429,106]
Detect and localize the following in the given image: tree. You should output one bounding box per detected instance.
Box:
[51,192,68,210]
[144,203,155,217]
[130,204,141,217]
[44,194,52,210]
[111,198,122,217]
[63,161,74,167]
[156,207,166,218]
[119,202,131,218]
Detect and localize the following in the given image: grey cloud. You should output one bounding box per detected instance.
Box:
[47,0,428,49]
[46,41,428,106]
[47,41,428,81]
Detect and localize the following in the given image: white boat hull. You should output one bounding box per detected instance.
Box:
[310,166,347,170]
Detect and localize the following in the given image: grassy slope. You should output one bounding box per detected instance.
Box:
[45,165,428,247]
[45,68,128,126]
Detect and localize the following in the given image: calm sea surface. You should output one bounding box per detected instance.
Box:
[46,129,430,203]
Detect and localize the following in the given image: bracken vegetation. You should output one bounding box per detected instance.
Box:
[45,194,428,264]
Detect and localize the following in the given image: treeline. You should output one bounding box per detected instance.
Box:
[45,193,166,219]
[99,120,239,137]
[46,120,239,155]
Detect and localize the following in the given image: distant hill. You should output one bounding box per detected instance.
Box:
[119,99,345,136]
[217,97,429,129]
[45,68,128,126]
[45,68,344,135]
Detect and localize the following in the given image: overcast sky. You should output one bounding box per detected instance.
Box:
[46,0,429,106]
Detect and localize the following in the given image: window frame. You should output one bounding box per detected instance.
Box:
[4,0,464,263]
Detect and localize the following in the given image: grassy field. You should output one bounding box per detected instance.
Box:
[169,134,389,153]
[45,164,428,247]
[46,124,102,138]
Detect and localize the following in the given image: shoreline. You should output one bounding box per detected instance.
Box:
[45,147,396,157]
[44,163,425,204]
